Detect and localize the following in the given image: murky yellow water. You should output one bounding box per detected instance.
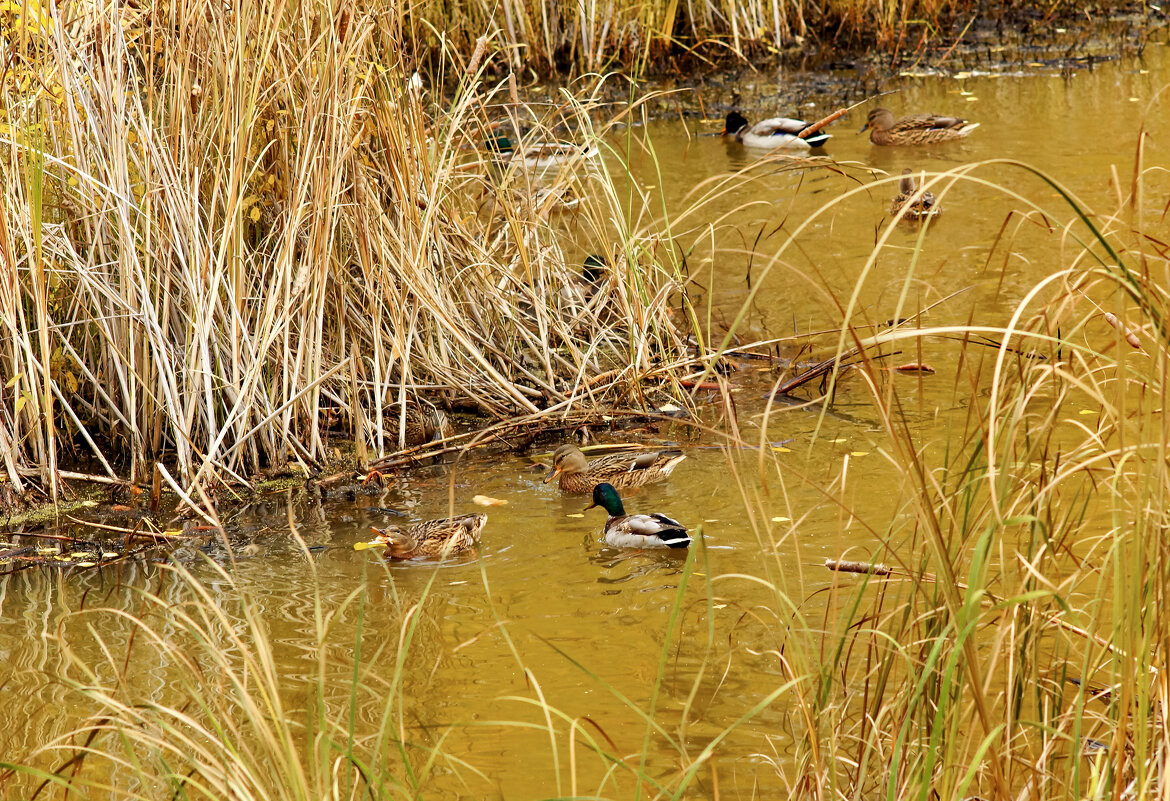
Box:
[3,43,1168,799]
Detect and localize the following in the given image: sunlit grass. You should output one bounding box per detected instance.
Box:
[0,0,703,502]
[2,0,1167,796]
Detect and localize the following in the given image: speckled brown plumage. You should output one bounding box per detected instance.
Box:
[370,514,486,559]
[862,108,979,146]
[890,169,942,220]
[543,444,686,494]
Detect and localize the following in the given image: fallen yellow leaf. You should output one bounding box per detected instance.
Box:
[473,494,507,507]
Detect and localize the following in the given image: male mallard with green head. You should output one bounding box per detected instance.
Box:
[368,514,487,560]
[722,111,831,150]
[861,108,979,146]
[543,444,686,494]
[586,482,690,549]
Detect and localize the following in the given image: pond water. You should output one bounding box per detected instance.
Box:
[2,41,1168,799]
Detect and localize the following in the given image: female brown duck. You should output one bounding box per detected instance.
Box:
[543,444,686,494]
[861,108,979,145]
[368,514,487,560]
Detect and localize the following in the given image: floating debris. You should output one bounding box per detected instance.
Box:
[1103,312,1142,350]
[895,362,936,374]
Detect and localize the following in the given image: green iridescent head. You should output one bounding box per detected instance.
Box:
[586,482,625,516]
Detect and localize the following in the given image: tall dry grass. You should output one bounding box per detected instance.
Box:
[0,0,700,505]
[409,0,1073,73]
[2,156,1168,800]
[722,155,1170,799]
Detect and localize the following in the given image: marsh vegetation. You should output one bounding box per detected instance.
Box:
[2,0,1169,798]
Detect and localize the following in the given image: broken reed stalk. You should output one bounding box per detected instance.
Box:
[824,558,891,576]
[798,108,849,139]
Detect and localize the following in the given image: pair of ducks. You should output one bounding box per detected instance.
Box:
[368,444,689,559]
[723,106,978,149]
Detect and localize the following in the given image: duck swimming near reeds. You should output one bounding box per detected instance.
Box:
[368,514,487,560]
[722,111,831,150]
[889,169,942,220]
[586,482,691,549]
[487,134,600,168]
[860,108,979,146]
[543,444,686,494]
[383,403,452,447]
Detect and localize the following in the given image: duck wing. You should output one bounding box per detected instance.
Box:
[410,514,487,556]
[749,117,812,137]
[623,513,691,548]
[748,117,831,147]
[589,449,685,479]
[892,114,970,133]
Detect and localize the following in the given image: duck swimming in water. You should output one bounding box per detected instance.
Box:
[543,444,686,494]
[586,482,691,549]
[722,111,831,150]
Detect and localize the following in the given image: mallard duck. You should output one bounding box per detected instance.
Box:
[889,169,942,220]
[723,111,831,150]
[488,135,600,168]
[384,403,451,447]
[861,108,979,146]
[543,444,686,494]
[586,482,690,549]
[558,254,610,306]
[368,514,487,559]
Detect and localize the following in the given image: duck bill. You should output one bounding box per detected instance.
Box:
[584,500,598,511]
[858,122,870,133]
[542,466,561,484]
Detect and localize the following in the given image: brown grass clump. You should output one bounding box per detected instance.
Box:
[0,1,697,506]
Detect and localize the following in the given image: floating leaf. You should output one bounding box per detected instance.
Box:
[895,363,935,374]
[771,516,790,523]
[36,546,59,555]
[353,541,381,551]
[473,494,507,507]
[850,451,869,457]
[102,552,119,559]
[81,500,98,507]
[70,551,95,560]
[772,446,791,453]
[75,562,97,568]
[565,513,585,518]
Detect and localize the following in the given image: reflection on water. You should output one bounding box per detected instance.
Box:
[3,43,1168,798]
